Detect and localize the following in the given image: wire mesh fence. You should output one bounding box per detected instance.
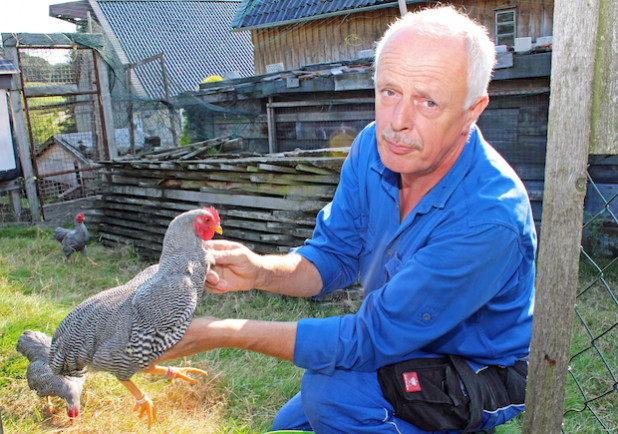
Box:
[16,46,105,206]
[107,56,182,154]
[563,168,618,432]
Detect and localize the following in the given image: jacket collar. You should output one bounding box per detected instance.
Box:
[370,124,481,216]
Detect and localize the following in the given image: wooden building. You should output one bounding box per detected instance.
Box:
[231,0,554,75]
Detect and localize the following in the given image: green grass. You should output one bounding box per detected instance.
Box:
[1,225,616,433]
[0,225,354,433]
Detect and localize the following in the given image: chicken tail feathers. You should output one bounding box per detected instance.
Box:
[16,330,52,362]
[53,227,70,242]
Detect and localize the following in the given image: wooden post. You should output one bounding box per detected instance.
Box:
[522,0,609,432]
[589,0,617,155]
[3,46,42,224]
[398,0,407,16]
[159,54,179,147]
[95,53,117,159]
[267,96,277,153]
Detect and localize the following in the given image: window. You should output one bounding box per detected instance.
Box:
[495,9,516,46]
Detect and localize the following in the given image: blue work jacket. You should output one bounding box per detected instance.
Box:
[293,122,537,374]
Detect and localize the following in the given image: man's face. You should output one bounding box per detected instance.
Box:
[375,28,484,179]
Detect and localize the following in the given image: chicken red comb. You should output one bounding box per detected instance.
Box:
[76,212,85,223]
[205,206,220,223]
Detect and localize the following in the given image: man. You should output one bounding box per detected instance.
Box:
[161,6,536,433]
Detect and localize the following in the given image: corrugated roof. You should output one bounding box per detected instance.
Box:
[232,0,425,30]
[94,0,254,99]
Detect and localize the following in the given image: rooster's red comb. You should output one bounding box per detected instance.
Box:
[204,206,220,223]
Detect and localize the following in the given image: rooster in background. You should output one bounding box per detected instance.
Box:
[47,207,222,428]
[53,212,97,266]
[16,330,85,421]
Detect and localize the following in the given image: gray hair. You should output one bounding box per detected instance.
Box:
[374,6,496,109]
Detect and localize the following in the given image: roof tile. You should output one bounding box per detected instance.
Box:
[232,0,409,29]
[96,0,254,99]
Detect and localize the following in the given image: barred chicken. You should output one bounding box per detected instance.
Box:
[16,330,85,420]
[53,212,97,266]
[48,207,222,428]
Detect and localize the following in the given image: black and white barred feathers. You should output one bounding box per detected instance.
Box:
[48,209,217,382]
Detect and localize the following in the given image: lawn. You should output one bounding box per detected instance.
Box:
[0,225,615,433]
[0,225,353,433]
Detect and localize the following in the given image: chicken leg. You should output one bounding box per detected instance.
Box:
[120,379,156,428]
[120,365,207,428]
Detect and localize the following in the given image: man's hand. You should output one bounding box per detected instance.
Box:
[205,240,264,293]
[205,239,323,297]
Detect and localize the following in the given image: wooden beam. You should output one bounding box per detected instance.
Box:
[0,32,105,48]
[589,0,617,154]
[522,0,600,432]
[23,85,87,98]
[95,53,118,159]
[3,46,41,223]
[266,96,277,153]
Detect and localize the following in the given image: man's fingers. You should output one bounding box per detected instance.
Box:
[206,269,220,285]
[206,280,229,293]
[210,248,251,266]
[205,269,228,293]
[205,239,244,252]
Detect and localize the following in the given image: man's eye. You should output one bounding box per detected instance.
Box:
[424,100,437,108]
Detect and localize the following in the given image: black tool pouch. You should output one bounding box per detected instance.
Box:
[378,355,528,432]
[377,356,478,432]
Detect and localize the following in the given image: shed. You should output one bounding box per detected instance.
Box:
[231,0,554,75]
[35,132,98,200]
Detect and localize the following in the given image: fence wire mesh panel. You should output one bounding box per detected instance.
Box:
[108,56,181,154]
[563,163,618,432]
[0,179,28,224]
[16,46,105,206]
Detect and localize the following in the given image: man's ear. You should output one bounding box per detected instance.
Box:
[465,93,489,131]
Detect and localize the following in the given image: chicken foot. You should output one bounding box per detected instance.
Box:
[142,365,208,384]
[45,396,54,413]
[119,366,206,428]
[120,379,155,428]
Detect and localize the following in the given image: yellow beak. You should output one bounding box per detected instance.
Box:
[214,226,223,234]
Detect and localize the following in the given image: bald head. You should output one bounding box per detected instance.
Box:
[374,6,496,109]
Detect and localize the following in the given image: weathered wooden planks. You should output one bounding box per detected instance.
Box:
[97,140,347,258]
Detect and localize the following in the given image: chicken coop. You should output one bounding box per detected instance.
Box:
[2,32,116,224]
[35,133,99,201]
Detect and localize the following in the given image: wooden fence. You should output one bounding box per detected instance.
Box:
[97,138,348,258]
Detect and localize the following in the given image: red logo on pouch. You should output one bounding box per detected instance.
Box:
[403,372,421,392]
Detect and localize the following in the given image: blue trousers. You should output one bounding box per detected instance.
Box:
[272,369,523,433]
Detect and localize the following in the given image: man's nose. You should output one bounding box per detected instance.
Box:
[391,99,416,131]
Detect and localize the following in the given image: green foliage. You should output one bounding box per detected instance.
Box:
[179,117,192,146]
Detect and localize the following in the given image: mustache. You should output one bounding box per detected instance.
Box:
[381,130,423,151]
